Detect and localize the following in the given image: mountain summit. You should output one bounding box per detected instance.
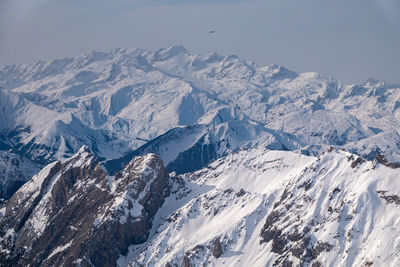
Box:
[0,46,399,266]
[0,46,399,198]
[0,147,169,266]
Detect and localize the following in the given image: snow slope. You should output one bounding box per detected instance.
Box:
[0,46,399,167]
[0,151,41,200]
[1,144,399,266]
[121,148,400,267]
[0,45,399,202]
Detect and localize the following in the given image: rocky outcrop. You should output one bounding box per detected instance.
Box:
[375,154,400,169]
[212,238,223,258]
[0,146,170,267]
[182,255,192,267]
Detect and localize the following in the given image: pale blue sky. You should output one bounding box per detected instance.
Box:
[0,0,399,84]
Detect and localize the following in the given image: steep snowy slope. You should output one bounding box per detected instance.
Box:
[0,151,41,200]
[121,148,400,267]
[0,46,399,166]
[105,106,300,175]
[1,146,399,266]
[0,46,399,200]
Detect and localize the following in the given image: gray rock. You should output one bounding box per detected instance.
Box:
[212,238,223,258]
[182,255,192,267]
[0,147,170,267]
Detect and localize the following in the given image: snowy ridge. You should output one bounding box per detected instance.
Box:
[120,148,400,267]
[0,45,399,266]
[0,46,398,171]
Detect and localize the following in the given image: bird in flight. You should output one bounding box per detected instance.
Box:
[209,30,216,34]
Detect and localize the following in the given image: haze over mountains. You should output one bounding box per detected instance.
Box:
[0,46,399,266]
[1,45,399,198]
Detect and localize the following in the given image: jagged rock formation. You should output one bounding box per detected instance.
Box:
[212,238,223,258]
[0,147,169,266]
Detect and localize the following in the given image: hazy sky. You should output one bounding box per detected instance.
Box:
[0,0,399,84]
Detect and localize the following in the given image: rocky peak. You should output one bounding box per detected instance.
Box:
[0,148,170,267]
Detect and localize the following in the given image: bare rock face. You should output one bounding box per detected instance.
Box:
[182,255,192,267]
[212,238,223,258]
[0,146,170,266]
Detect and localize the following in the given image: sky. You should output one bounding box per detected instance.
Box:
[0,0,399,84]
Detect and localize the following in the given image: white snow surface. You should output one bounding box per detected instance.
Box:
[46,240,73,261]
[0,150,41,199]
[0,46,399,165]
[118,148,400,267]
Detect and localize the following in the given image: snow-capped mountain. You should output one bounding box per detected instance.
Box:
[124,148,400,267]
[0,45,400,266]
[0,46,399,176]
[1,147,399,266]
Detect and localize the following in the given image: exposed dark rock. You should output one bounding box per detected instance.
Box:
[273,258,293,267]
[273,187,291,209]
[377,191,400,205]
[375,154,400,169]
[287,227,307,242]
[329,188,341,200]
[260,210,283,243]
[298,179,313,191]
[0,147,170,267]
[212,238,223,258]
[260,176,336,266]
[167,135,217,175]
[290,236,311,258]
[270,233,288,254]
[311,261,323,267]
[310,241,333,259]
[182,255,192,267]
[224,188,233,194]
[351,156,365,168]
[236,188,246,197]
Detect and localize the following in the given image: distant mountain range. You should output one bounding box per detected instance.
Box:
[0,46,399,266]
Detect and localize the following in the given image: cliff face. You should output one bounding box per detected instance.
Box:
[0,146,170,267]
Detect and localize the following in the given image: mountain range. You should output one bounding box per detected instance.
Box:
[0,46,399,266]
